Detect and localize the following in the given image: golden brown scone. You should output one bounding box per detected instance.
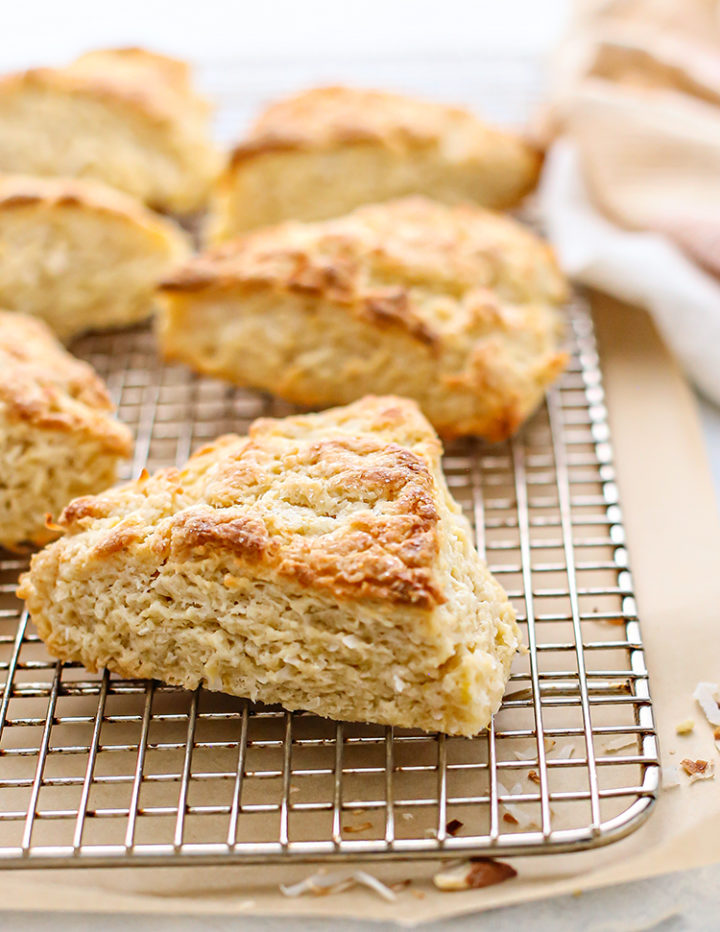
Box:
[209,85,542,239]
[19,396,519,735]
[0,174,190,340]
[0,312,132,550]
[159,197,568,441]
[0,47,220,212]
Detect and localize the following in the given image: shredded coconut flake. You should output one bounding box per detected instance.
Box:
[602,736,637,753]
[693,682,720,726]
[552,744,575,760]
[280,869,397,902]
[661,766,681,789]
[341,634,364,650]
[497,781,540,829]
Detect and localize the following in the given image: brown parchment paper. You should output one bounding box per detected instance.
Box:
[1,294,719,925]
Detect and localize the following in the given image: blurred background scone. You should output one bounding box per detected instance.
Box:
[209,84,542,239]
[18,395,519,736]
[0,311,132,551]
[160,197,568,441]
[0,48,220,213]
[0,174,189,340]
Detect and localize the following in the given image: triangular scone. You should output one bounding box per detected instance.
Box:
[19,396,519,736]
[159,197,568,441]
[0,312,132,550]
[0,48,220,213]
[0,175,189,340]
[209,84,541,238]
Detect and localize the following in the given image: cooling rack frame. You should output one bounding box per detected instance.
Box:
[0,295,659,869]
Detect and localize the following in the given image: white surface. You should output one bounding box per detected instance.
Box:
[1,0,719,926]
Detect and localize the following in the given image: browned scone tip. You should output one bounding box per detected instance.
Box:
[18,395,520,736]
[158,198,569,442]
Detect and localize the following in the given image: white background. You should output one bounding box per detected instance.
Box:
[1,1,719,927]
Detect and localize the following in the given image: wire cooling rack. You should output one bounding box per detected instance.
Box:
[0,295,659,868]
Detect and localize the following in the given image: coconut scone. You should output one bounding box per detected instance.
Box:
[19,396,519,736]
[0,312,132,550]
[159,197,568,441]
[0,47,220,213]
[209,85,542,239]
[0,174,190,340]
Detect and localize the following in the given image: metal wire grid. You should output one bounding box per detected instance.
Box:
[0,295,659,868]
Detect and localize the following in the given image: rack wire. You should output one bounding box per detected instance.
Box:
[0,294,659,868]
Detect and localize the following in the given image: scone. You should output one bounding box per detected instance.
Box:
[18,396,520,736]
[209,85,542,239]
[159,197,568,441]
[0,312,132,550]
[0,174,190,340]
[0,47,220,213]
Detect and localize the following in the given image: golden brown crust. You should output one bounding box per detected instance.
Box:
[0,311,132,454]
[55,396,444,606]
[161,197,566,354]
[164,197,566,301]
[231,85,541,170]
[0,173,188,238]
[0,47,206,129]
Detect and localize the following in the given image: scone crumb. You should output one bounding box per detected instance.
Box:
[503,812,519,825]
[675,719,695,735]
[527,770,541,785]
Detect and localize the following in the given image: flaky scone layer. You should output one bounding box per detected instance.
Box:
[0,47,220,212]
[160,197,569,441]
[209,84,542,238]
[0,173,190,340]
[19,396,519,735]
[0,311,132,549]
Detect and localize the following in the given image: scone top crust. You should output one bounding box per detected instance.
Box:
[0,311,132,454]
[0,173,191,250]
[231,84,539,166]
[161,196,568,342]
[0,47,210,128]
[56,396,447,607]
